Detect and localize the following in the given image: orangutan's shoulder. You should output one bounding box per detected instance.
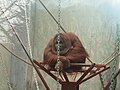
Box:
[66,32,76,36]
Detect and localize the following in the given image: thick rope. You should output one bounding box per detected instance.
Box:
[0,6,50,90]
[25,0,40,89]
[0,43,32,66]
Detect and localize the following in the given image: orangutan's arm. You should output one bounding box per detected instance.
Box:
[66,34,88,63]
[43,39,66,64]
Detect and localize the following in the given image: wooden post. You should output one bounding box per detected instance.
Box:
[61,82,79,90]
[34,60,110,90]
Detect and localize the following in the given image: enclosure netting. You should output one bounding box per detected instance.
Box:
[0,0,120,90]
[30,0,120,90]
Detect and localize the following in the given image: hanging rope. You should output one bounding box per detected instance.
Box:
[109,24,120,90]
[38,0,93,64]
[54,0,61,90]
[99,24,120,90]
[0,6,50,90]
[102,51,116,64]
[0,43,46,71]
[95,24,120,90]
[101,24,120,65]
[0,43,32,65]
[25,0,40,89]
[38,0,66,33]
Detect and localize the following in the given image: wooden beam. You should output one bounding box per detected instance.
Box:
[77,63,95,85]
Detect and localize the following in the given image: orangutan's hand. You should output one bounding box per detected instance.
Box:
[55,60,63,71]
[56,56,70,70]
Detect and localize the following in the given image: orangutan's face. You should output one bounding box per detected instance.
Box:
[55,36,65,51]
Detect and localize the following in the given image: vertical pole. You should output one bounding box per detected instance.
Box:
[61,82,79,90]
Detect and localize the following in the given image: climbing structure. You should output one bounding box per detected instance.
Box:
[33,60,110,90]
[0,0,120,90]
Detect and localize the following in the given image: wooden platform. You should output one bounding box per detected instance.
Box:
[33,60,110,90]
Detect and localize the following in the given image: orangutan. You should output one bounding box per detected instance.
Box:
[43,32,88,70]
